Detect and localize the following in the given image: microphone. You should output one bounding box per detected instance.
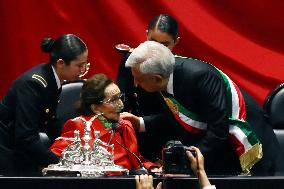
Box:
[111,122,121,131]
[113,135,148,175]
[111,120,148,175]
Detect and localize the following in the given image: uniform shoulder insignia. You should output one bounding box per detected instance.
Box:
[32,74,48,88]
[115,44,134,53]
[174,54,191,59]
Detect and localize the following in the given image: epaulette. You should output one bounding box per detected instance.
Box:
[32,74,48,88]
[174,54,192,59]
[115,44,134,53]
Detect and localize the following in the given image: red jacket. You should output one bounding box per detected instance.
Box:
[50,116,157,170]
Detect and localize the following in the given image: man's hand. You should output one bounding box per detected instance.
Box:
[135,175,162,189]
[120,112,141,130]
[186,147,212,188]
[186,146,204,176]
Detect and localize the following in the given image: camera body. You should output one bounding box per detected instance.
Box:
[163,140,194,174]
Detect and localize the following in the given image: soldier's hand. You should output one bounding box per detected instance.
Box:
[120,112,141,130]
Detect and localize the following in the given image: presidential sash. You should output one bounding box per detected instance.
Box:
[162,65,262,174]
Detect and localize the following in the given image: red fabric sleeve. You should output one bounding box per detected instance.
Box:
[117,119,158,169]
[50,119,84,157]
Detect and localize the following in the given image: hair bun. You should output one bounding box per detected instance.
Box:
[41,37,55,53]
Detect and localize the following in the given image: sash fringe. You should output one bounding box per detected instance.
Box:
[240,143,263,175]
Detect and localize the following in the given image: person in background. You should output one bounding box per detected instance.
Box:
[122,40,280,176]
[117,13,180,116]
[116,14,180,162]
[0,34,89,176]
[50,74,158,173]
[135,147,216,189]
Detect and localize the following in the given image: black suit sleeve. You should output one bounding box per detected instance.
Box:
[143,114,168,133]
[14,80,59,166]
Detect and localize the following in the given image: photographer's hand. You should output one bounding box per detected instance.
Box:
[135,175,162,189]
[186,146,204,175]
[186,146,212,189]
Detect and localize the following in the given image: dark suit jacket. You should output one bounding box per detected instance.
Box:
[143,58,280,175]
[0,63,60,176]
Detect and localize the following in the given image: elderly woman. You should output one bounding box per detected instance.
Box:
[50,73,157,172]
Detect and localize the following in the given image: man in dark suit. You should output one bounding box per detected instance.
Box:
[0,34,89,176]
[121,40,280,176]
[116,14,180,162]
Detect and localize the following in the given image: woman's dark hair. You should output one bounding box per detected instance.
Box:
[41,34,87,65]
[79,73,113,116]
[148,14,179,40]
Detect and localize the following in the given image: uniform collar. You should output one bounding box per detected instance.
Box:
[166,73,174,95]
[51,66,61,89]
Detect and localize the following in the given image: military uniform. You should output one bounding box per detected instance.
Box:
[0,63,61,176]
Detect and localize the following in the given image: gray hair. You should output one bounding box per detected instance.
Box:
[125,41,175,77]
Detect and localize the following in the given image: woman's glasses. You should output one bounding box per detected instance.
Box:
[101,93,125,106]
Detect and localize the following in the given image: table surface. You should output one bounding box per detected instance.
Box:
[1,175,284,189]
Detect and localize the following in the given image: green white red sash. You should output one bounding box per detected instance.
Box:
[162,65,262,174]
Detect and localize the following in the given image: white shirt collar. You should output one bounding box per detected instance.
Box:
[166,73,174,95]
[51,66,61,89]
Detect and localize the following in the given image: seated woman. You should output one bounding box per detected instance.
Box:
[50,73,157,172]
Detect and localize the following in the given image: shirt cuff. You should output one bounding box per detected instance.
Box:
[202,185,216,189]
[139,117,146,132]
